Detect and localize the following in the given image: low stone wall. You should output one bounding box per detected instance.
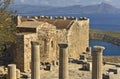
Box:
[103,56,120,63]
[88,56,120,63]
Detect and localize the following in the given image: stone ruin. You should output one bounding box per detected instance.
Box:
[92,46,105,79]
[3,43,106,79]
[0,15,120,79]
[12,15,90,72]
[3,39,119,79]
[103,64,120,79]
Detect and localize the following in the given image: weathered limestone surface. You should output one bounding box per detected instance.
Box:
[31,41,40,79]
[8,64,16,79]
[109,73,120,79]
[14,33,37,72]
[103,56,120,63]
[14,16,89,72]
[16,69,20,79]
[68,19,89,58]
[14,34,24,72]
[37,23,57,62]
[59,43,68,79]
[56,30,67,59]
[92,46,105,79]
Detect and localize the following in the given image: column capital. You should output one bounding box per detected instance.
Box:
[93,46,105,52]
[58,43,68,48]
[31,41,40,46]
[8,64,16,67]
[8,64,16,79]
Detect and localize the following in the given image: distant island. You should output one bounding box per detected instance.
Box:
[9,2,120,14]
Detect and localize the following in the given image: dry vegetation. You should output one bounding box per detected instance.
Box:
[90,29,120,38]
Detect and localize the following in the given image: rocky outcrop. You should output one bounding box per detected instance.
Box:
[90,33,120,46]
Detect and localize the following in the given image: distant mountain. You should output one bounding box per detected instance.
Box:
[9,2,120,14]
[80,2,120,14]
[9,4,54,14]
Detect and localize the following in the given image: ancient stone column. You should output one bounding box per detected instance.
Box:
[92,46,105,79]
[31,41,40,79]
[8,64,16,79]
[58,43,68,79]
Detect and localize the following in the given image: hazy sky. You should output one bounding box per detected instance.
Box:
[14,0,120,8]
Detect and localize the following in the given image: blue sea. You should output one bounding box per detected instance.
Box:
[19,13,120,56]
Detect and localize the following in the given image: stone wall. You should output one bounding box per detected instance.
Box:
[78,19,89,54]
[56,29,68,59]
[14,16,90,72]
[38,30,57,62]
[68,19,89,58]
[14,34,24,72]
[88,56,120,63]
[103,56,120,63]
[15,33,37,72]
[37,23,57,62]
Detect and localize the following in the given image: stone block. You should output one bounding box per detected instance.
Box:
[16,69,21,78]
[45,64,53,71]
[77,60,86,64]
[22,73,31,78]
[82,62,92,71]
[56,60,59,66]
[103,72,114,79]
[116,63,120,67]
[108,67,120,74]
[68,58,74,63]
[40,65,44,70]
[41,62,45,66]
[52,60,57,66]
[110,74,120,79]
[79,54,87,61]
